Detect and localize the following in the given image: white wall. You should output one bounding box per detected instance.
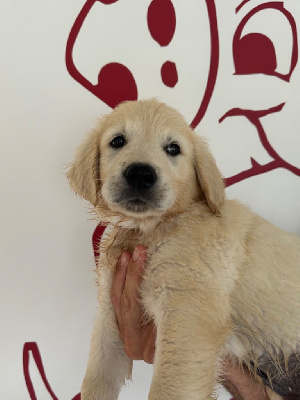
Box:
[1,1,299,399]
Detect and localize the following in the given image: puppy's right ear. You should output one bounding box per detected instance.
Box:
[67,128,100,207]
[193,135,225,215]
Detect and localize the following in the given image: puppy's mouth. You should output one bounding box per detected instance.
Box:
[114,194,158,213]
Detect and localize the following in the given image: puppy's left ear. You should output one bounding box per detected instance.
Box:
[67,128,101,207]
[193,135,225,215]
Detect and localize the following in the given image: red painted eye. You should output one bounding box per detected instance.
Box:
[147,0,176,47]
[233,3,298,82]
[234,32,277,75]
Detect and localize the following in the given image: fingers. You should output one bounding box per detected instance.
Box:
[110,251,131,340]
[123,246,147,303]
[142,322,156,364]
[223,359,269,400]
[121,246,147,359]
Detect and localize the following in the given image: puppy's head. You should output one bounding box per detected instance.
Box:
[68,99,224,225]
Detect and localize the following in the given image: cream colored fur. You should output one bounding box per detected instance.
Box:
[68,99,300,400]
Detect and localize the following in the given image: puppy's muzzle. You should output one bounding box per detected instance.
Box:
[109,162,167,213]
[124,163,157,190]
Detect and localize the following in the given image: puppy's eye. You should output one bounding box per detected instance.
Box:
[166,143,181,156]
[110,135,126,149]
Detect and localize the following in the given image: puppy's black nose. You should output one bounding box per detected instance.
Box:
[124,163,157,189]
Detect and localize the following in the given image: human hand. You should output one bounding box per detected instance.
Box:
[110,246,269,399]
[110,245,156,364]
[222,359,270,400]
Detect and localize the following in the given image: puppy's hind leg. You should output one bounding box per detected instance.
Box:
[81,267,132,400]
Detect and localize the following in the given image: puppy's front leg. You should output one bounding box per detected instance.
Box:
[81,266,132,400]
[148,291,230,400]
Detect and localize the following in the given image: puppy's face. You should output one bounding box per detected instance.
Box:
[99,100,201,218]
[68,100,225,223]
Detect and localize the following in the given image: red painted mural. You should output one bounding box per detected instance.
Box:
[65,0,300,187]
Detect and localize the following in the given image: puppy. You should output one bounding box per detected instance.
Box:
[68,99,300,400]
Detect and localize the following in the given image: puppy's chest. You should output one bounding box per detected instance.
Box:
[101,221,238,295]
[98,227,158,272]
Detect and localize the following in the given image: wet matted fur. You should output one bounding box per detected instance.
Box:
[68,99,300,400]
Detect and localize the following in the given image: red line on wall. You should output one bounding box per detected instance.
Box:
[190,0,219,128]
[23,342,60,400]
[236,0,252,13]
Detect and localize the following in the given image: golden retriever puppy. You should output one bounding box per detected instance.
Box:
[68,99,300,400]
